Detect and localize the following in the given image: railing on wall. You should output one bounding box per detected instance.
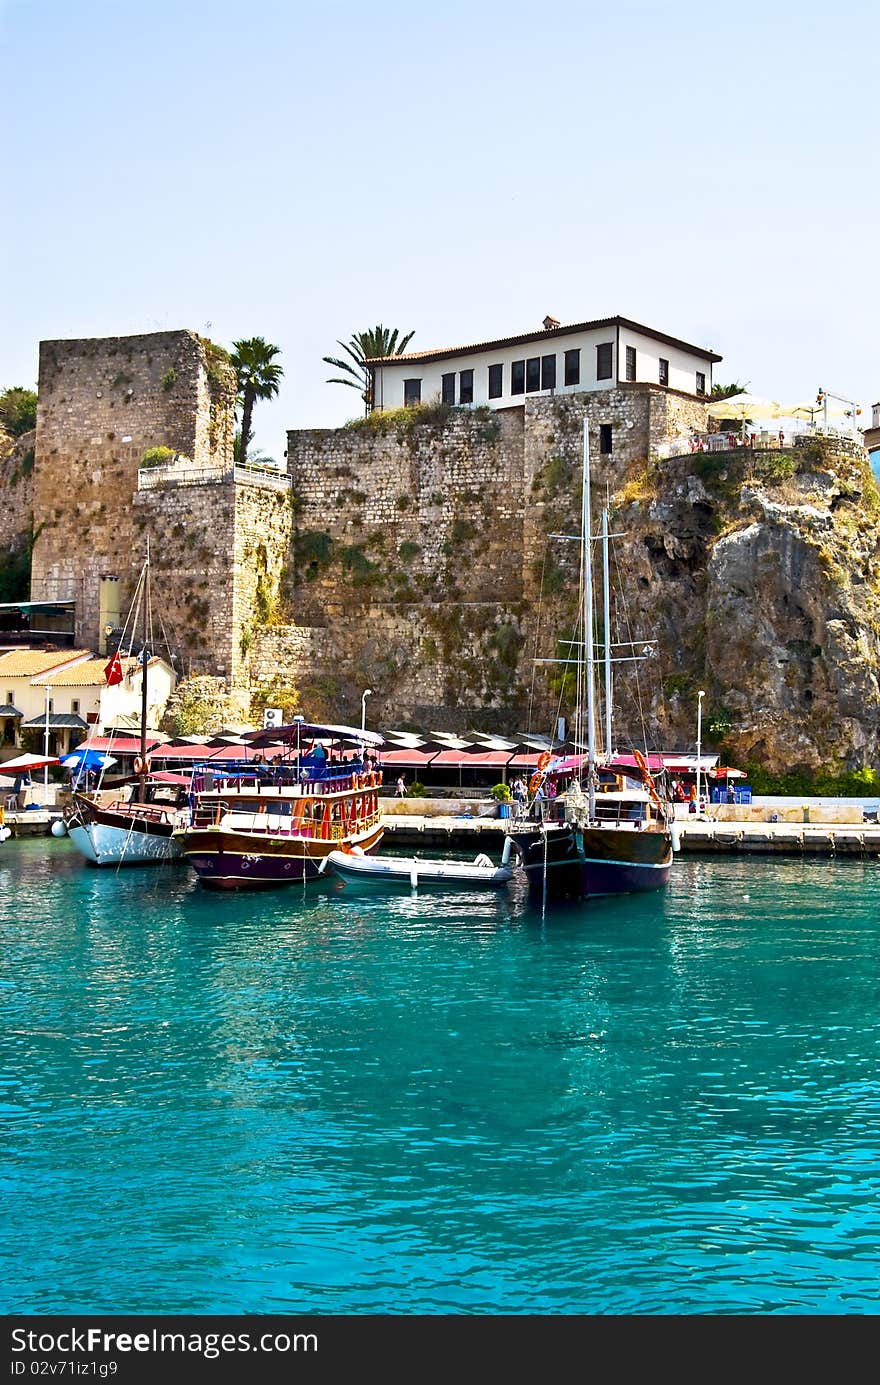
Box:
[137,462,291,492]
[652,426,866,462]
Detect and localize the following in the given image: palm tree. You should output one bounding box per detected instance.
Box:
[323,325,415,413]
[230,338,283,466]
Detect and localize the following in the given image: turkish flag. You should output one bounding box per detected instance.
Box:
[104,651,124,686]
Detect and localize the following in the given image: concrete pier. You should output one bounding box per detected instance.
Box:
[379,814,880,857]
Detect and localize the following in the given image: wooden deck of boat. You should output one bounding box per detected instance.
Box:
[379,814,880,857]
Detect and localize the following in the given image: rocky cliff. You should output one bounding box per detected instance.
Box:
[595,437,880,774]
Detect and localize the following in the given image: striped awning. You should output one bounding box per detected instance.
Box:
[21,712,90,730]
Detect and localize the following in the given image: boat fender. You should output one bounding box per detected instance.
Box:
[473,853,493,868]
[0,825,11,842]
[670,822,681,853]
[51,819,68,838]
[317,855,330,873]
[501,836,513,865]
[410,862,418,889]
[133,755,151,775]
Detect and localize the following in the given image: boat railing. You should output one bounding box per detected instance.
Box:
[190,764,382,795]
[189,800,382,835]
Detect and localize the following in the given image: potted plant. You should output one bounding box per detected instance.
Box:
[490,783,513,818]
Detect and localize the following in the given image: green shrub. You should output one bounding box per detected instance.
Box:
[489,782,512,802]
[0,386,37,436]
[140,446,176,468]
[160,368,176,392]
[408,781,428,798]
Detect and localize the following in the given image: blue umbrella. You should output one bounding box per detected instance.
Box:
[60,749,117,772]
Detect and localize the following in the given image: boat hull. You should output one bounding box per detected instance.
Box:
[67,798,184,867]
[327,850,513,889]
[512,822,672,902]
[183,823,384,889]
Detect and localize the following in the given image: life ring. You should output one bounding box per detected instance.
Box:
[133,755,151,775]
[529,771,544,795]
[537,751,553,772]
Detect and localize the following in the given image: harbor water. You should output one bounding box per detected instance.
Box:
[3,836,880,1315]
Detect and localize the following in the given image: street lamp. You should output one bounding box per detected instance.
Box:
[696,690,705,818]
[361,688,372,732]
[43,684,52,799]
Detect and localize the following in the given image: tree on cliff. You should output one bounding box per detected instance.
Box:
[0,386,37,437]
[323,325,415,413]
[230,338,283,467]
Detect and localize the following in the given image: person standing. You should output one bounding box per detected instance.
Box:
[396,775,407,798]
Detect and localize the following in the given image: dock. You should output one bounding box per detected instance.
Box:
[379,814,880,858]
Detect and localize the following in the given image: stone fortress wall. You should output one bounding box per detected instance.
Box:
[21,326,879,775]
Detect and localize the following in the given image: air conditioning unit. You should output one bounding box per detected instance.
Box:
[263,707,282,729]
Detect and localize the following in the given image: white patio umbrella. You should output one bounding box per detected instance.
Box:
[707,392,786,421]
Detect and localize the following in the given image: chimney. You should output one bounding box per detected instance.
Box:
[542,315,560,330]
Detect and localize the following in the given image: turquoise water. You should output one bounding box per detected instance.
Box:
[3,836,880,1315]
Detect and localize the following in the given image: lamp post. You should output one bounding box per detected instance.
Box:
[43,684,51,799]
[696,690,705,818]
[361,688,372,733]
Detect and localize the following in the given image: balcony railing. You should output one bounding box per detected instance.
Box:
[137,461,291,492]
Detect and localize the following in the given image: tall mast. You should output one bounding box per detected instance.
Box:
[138,545,149,804]
[602,507,612,758]
[581,420,596,816]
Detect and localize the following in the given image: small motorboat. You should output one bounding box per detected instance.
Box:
[324,843,514,890]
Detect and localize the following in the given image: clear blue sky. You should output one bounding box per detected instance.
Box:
[2,0,878,461]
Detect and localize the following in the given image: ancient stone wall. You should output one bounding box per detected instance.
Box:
[0,427,36,561]
[30,330,235,648]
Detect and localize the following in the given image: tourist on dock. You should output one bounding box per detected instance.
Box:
[688,784,697,814]
[512,776,527,814]
[396,775,408,798]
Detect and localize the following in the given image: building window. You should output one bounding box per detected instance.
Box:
[48,698,54,714]
[599,424,613,454]
[541,355,556,390]
[441,373,456,406]
[625,346,637,381]
[71,699,80,715]
[404,378,422,407]
[526,358,541,392]
[596,343,613,380]
[488,363,503,399]
[5,692,12,704]
[564,349,580,386]
[659,357,669,386]
[695,371,706,396]
[459,369,474,405]
[511,360,525,395]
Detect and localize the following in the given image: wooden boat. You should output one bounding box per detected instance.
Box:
[506,420,677,904]
[324,843,514,889]
[66,782,188,866]
[66,550,187,867]
[181,721,385,889]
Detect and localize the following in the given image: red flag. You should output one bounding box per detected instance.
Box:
[104,651,124,686]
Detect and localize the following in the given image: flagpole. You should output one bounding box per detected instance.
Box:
[138,554,149,804]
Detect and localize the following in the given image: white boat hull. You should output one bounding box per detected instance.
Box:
[327,849,513,889]
[68,820,183,867]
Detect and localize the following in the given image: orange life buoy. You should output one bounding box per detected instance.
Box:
[133,755,151,775]
[537,751,552,772]
[529,772,544,795]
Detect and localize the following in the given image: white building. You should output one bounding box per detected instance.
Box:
[0,647,176,761]
[368,314,722,413]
